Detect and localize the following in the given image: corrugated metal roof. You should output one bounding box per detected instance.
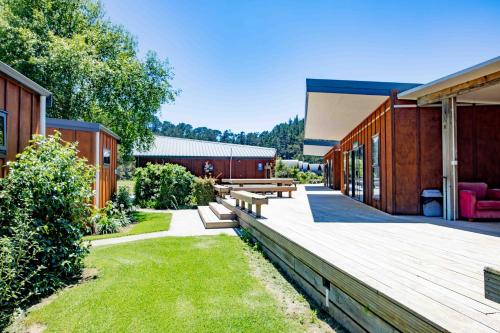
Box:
[134,136,276,158]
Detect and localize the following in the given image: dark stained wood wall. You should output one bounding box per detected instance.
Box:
[340,97,394,212]
[393,102,442,214]
[339,93,443,215]
[323,146,341,190]
[0,74,41,177]
[136,157,274,180]
[457,105,500,188]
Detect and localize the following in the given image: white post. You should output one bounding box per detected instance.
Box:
[95,132,100,208]
[39,96,46,135]
[229,148,233,180]
[442,97,458,220]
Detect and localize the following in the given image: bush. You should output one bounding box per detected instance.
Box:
[134,163,195,209]
[0,133,94,329]
[192,177,215,206]
[296,171,322,184]
[114,186,134,212]
[96,215,120,235]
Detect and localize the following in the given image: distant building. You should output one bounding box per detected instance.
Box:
[134,136,276,179]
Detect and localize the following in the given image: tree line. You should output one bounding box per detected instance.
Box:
[150,116,322,162]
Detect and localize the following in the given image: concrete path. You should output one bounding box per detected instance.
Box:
[91,209,237,247]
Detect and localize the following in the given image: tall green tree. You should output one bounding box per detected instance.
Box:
[0,0,177,156]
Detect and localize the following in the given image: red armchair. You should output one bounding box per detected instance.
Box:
[458,182,500,221]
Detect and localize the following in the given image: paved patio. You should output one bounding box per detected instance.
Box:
[222,184,500,332]
[91,209,236,247]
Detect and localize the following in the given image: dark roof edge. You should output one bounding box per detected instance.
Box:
[46,118,120,141]
[306,78,421,96]
[304,139,338,147]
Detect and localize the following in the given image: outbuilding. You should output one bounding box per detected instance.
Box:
[134,136,276,179]
[0,61,51,176]
[304,56,500,220]
[46,118,120,208]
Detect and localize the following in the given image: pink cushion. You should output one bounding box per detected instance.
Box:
[458,182,488,199]
[477,200,500,211]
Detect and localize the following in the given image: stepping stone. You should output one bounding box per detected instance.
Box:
[209,202,236,220]
[197,206,238,229]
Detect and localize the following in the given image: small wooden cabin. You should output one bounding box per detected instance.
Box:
[0,61,51,176]
[135,136,276,179]
[46,118,120,208]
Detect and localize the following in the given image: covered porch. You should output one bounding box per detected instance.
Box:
[399,56,500,220]
[220,184,500,332]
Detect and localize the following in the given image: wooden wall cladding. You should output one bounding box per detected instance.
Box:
[137,157,274,180]
[393,103,442,214]
[99,131,118,208]
[458,105,500,188]
[340,97,392,212]
[46,127,96,165]
[0,74,41,177]
[323,147,341,190]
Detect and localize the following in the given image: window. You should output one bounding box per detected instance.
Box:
[103,148,111,166]
[371,134,380,200]
[0,111,6,156]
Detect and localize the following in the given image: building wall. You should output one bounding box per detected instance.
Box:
[392,102,442,214]
[457,105,500,188]
[98,131,118,208]
[136,156,274,179]
[47,126,118,208]
[340,97,394,212]
[0,74,41,176]
[323,146,341,190]
[338,94,443,215]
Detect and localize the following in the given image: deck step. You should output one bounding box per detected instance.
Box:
[197,206,239,229]
[209,202,236,220]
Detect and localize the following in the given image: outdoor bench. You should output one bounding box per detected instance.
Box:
[230,190,268,218]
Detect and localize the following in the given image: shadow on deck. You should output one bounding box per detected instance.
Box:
[303,185,500,237]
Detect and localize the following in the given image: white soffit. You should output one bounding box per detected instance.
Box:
[305,92,388,141]
[303,144,334,157]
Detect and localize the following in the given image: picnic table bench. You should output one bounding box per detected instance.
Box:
[221,178,295,197]
[214,184,297,198]
[231,190,268,217]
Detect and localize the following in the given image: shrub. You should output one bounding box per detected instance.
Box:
[114,186,134,213]
[192,177,215,206]
[96,215,120,235]
[134,163,195,209]
[0,133,94,329]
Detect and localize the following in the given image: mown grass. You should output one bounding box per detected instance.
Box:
[21,236,303,333]
[83,212,171,241]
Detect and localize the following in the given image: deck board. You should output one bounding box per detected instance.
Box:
[224,185,500,332]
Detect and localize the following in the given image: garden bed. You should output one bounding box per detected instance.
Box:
[83,212,171,241]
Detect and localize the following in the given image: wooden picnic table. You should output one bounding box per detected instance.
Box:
[221,178,295,197]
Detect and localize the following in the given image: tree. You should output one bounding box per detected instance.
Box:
[0,0,177,156]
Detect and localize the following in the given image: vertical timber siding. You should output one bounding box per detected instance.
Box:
[136,157,274,180]
[99,131,118,208]
[0,74,41,177]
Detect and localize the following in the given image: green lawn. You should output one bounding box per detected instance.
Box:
[83,212,171,241]
[22,236,302,333]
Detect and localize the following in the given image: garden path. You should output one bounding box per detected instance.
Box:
[91,209,237,247]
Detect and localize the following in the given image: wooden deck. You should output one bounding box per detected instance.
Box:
[220,185,500,333]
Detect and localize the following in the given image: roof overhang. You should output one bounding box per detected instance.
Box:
[0,61,52,97]
[304,79,420,156]
[46,118,121,142]
[398,56,500,105]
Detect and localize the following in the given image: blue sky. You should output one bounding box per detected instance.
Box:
[103,0,500,132]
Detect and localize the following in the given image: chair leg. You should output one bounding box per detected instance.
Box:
[256,205,261,218]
